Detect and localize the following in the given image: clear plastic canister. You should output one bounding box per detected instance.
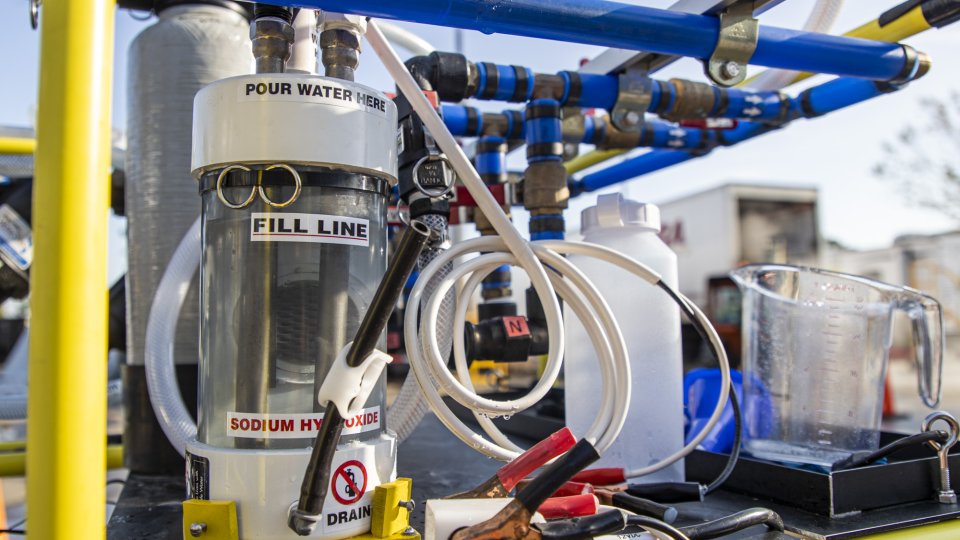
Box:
[198,166,388,449]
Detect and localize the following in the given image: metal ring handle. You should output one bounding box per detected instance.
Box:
[923,411,960,452]
[257,163,302,208]
[411,154,456,198]
[216,164,257,209]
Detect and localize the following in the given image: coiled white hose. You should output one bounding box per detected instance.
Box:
[746,0,844,91]
[367,21,730,476]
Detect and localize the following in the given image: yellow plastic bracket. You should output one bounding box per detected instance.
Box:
[182,499,240,540]
[348,478,421,540]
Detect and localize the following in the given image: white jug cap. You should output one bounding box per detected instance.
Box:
[581,193,661,234]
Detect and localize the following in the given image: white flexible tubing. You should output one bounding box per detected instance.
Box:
[369,19,730,476]
[376,20,436,56]
[144,216,201,457]
[450,253,622,453]
[405,242,628,460]
[746,0,844,91]
[367,21,566,419]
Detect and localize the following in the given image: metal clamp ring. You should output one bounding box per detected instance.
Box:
[216,164,257,209]
[257,163,302,208]
[411,154,456,199]
[923,411,960,452]
[396,205,411,226]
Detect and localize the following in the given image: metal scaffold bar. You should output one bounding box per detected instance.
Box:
[268,0,921,81]
[27,0,115,538]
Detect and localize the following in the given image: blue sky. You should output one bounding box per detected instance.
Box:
[2,0,959,251]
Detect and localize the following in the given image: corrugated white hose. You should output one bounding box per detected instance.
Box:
[369,19,730,475]
[144,216,201,457]
[388,214,454,442]
[746,0,844,91]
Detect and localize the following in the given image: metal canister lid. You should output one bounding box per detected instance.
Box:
[581,192,661,233]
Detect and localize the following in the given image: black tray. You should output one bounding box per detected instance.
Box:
[687,432,960,517]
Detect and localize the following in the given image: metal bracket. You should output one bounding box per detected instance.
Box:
[704,2,758,87]
[182,500,240,539]
[610,70,653,132]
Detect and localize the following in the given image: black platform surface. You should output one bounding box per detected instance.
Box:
[107,414,960,539]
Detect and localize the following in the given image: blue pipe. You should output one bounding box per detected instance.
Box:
[475,135,507,180]
[572,79,895,194]
[270,0,920,82]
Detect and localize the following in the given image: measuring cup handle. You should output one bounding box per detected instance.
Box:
[900,293,944,409]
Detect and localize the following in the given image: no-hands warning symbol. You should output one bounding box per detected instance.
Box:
[332,460,368,505]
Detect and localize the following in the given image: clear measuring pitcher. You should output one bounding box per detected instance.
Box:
[731,264,944,467]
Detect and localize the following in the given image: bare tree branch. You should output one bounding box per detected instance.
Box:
[874,92,960,223]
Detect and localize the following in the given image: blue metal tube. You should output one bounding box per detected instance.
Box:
[575,151,695,194]
[270,0,919,81]
[573,78,895,194]
[475,135,507,180]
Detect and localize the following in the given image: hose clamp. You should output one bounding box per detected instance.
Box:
[704,2,758,87]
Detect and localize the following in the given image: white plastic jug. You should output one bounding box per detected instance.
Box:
[564,193,684,482]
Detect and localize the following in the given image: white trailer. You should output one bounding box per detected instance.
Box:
[657,183,821,307]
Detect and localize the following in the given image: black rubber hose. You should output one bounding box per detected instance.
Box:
[679,508,785,540]
[535,510,627,540]
[833,430,948,471]
[515,439,600,513]
[290,221,432,534]
[626,515,691,540]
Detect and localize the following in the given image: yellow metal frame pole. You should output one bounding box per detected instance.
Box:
[0,138,36,155]
[27,0,115,538]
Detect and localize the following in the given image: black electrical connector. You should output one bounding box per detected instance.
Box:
[463,315,548,363]
[610,492,678,524]
[626,482,704,504]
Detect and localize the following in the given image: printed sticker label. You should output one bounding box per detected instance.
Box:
[0,205,32,271]
[250,212,370,247]
[237,78,389,117]
[186,451,210,500]
[226,407,381,439]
